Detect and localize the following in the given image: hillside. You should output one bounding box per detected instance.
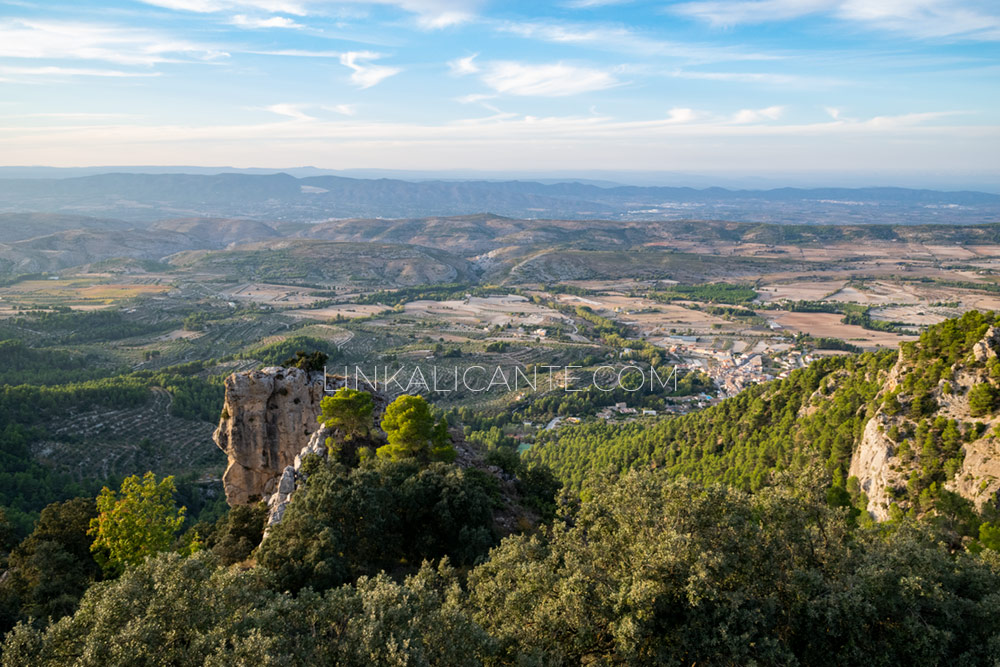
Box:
[0,213,132,244]
[526,311,1000,526]
[4,213,1000,283]
[167,239,476,286]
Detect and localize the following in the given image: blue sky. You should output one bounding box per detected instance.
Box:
[0,0,998,181]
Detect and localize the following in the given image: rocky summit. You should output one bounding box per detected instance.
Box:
[213,366,330,506]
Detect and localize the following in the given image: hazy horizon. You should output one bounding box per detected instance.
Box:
[0,165,997,194]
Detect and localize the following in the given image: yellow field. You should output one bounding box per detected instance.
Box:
[0,278,172,309]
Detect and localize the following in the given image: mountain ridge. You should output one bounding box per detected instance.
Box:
[1,173,997,224]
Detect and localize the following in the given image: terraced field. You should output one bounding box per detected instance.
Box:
[31,388,221,482]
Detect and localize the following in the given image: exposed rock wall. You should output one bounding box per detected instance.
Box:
[213,367,328,506]
[848,415,901,520]
[849,325,1000,519]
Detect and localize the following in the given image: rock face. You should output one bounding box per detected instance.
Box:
[213,367,329,506]
[973,326,1000,362]
[848,415,900,521]
[214,366,543,542]
[849,324,1000,519]
[262,424,332,536]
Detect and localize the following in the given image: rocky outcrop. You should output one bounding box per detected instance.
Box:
[263,424,330,535]
[848,415,901,521]
[214,367,332,506]
[973,326,1000,362]
[849,324,1000,519]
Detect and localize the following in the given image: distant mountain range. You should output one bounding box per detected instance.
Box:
[0,172,997,225]
[4,211,1000,280]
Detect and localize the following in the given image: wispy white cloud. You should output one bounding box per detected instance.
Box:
[448,54,480,75]
[497,19,782,62]
[323,103,357,115]
[837,0,1000,40]
[672,0,831,27]
[138,0,482,28]
[564,0,633,7]
[265,103,315,120]
[670,70,848,88]
[339,50,401,88]
[454,60,621,97]
[248,49,342,57]
[230,14,304,28]
[138,0,308,15]
[456,92,496,104]
[862,110,967,128]
[665,107,700,123]
[0,19,228,65]
[671,0,1000,40]
[730,105,785,123]
[0,65,161,79]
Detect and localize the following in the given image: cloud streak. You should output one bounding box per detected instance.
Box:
[497,19,782,62]
[265,103,315,120]
[0,19,228,65]
[671,0,1000,40]
[137,0,482,28]
[452,58,621,97]
[230,14,304,28]
[339,51,400,88]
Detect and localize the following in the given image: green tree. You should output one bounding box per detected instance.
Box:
[87,472,186,576]
[430,416,456,463]
[319,388,375,445]
[1,552,496,667]
[969,382,999,417]
[378,395,455,462]
[979,521,1000,550]
[469,469,1000,665]
[257,457,495,593]
[0,498,100,635]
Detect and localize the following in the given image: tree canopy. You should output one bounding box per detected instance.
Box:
[87,472,187,576]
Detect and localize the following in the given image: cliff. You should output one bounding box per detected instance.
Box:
[214,367,341,506]
[213,366,538,538]
[849,322,1000,519]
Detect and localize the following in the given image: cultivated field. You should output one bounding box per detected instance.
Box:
[766,311,917,348]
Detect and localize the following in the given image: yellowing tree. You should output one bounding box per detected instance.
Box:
[88,472,186,576]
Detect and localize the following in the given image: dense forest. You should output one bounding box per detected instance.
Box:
[5,466,1000,665]
[5,312,1000,664]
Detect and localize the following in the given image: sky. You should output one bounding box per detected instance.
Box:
[0,0,998,183]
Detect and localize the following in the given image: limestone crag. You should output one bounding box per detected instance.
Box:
[849,324,1000,518]
[214,367,337,505]
[973,326,1000,362]
[848,414,900,520]
[263,424,331,535]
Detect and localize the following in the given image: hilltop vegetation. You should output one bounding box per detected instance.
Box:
[7,469,1000,665]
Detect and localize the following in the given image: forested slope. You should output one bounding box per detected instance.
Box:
[526,311,1000,526]
[525,350,895,492]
